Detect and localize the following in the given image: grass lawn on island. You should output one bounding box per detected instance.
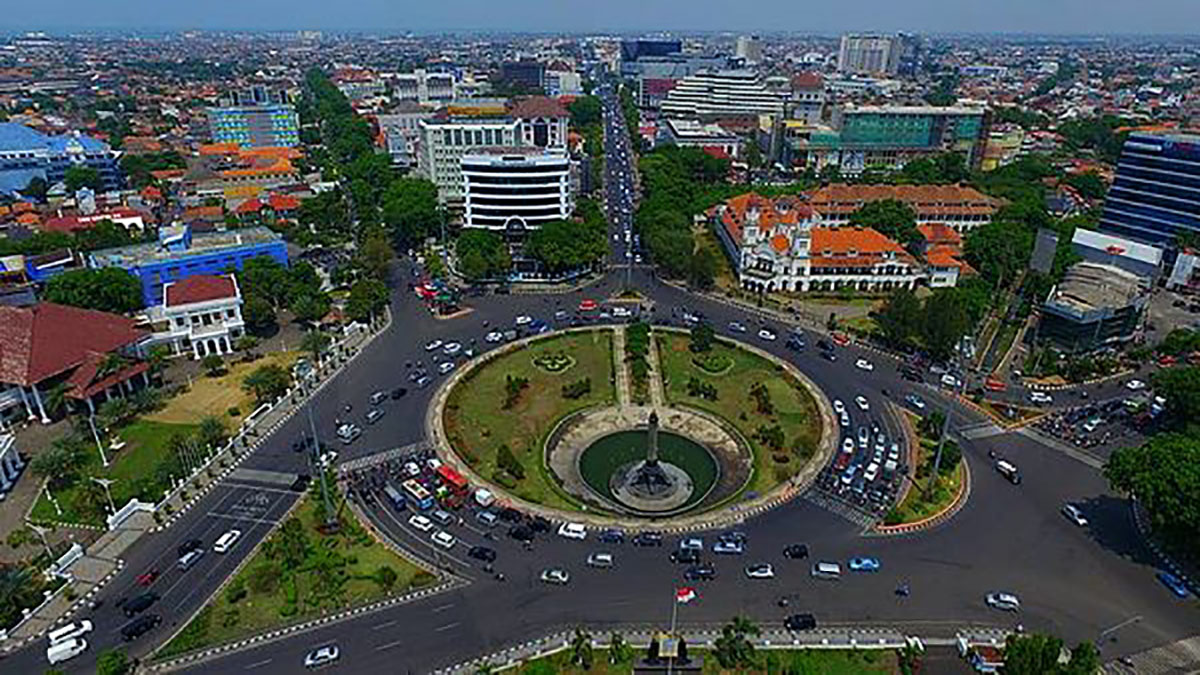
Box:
[656,332,822,497]
[31,419,199,526]
[147,350,302,425]
[886,436,965,526]
[443,330,615,509]
[159,491,434,659]
[514,646,899,675]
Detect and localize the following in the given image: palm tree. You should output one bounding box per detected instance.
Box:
[97,398,134,431]
[570,627,594,669]
[0,565,37,628]
[95,353,127,379]
[300,330,331,365]
[43,382,70,419]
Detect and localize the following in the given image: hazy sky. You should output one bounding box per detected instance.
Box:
[6,0,1200,35]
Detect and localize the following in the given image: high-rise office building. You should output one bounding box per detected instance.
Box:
[499,61,545,91]
[837,34,902,77]
[659,70,787,119]
[620,39,682,63]
[461,148,572,231]
[1100,132,1200,242]
[735,35,764,64]
[207,104,300,148]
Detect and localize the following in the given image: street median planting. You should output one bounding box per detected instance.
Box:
[882,411,965,527]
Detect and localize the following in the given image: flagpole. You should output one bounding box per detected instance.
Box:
[668,587,679,675]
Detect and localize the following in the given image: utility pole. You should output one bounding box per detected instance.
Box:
[929,344,969,490]
[307,395,338,532]
[88,413,109,468]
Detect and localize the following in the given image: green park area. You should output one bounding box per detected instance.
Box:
[655,330,822,496]
[159,489,434,659]
[884,412,965,526]
[442,330,615,509]
[146,350,301,425]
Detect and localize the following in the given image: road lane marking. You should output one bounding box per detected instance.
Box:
[245,659,273,669]
[432,603,454,613]
[205,511,285,527]
[435,622,460,632]
[376,640,403,651]
[372,620,398,630]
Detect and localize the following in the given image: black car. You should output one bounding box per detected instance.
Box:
[820,351,838,363]
[785,336,805,351]
[390,387,408,400]
[782,544,809,559]
[467,545,497,563]
[670,549,701,564]
[817,339,833,351]
[784,613,817,631]
[123,592,159,617]
[900,368,924,383]
[632,531,663,547]
[290,474,311,492]
[177,539,203,558]
[498,507,523,523]
[683,563,717,581]
[528,516,552,534]
[121,613,162,641]
[508,525,534,542]
[598,528,626,545]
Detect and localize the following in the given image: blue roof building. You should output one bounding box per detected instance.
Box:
[88,224,288,307]
[0,123,124,196]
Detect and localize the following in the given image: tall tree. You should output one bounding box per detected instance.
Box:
[64,165,101,192]
[382,177,440,248]
[346,279,389,323]
[877,288,923,346]
[922,289,972,360]
[1105,433,1200,557]
[44,268,143,314]
[848,199,920,248]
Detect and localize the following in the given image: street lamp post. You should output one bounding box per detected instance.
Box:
[91,477,117,515]
[26,521,53,560]
[88,413,109,468]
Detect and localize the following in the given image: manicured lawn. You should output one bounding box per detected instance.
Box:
[147,350,302,425]
[31,419,198,525]
[887,437,964,526]
[514,646,898,674]
[158,491,434,659]
[656,332,822,497]
[443,330,615,509]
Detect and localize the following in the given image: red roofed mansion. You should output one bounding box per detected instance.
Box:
[145,274,245,360]
[0,303,149,425]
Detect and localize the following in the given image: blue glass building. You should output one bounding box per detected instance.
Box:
[1101,132,1200,242]
[88,224,288,307]
[0,123,123,196]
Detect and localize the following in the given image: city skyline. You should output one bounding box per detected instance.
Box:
[6,0,1200,35]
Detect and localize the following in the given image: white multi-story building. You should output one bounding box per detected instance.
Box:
[376,103,435,168]
[837,34,902,77]
[659,70,787,119]
[735,35,764,64]
[151,275,245,359]
[389,69,457,104]
[658,119,741,158]
[462,148,572,231]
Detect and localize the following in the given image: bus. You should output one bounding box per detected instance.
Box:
[401,479,435,510]
[437,465,469,494]
[382,484,406,511]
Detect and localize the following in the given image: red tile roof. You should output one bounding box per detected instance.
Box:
[0,303,146,386]
[508,96,569,119]
[268,193,300,211]
[791,72,823,90]
[63,354,150,400]
[917,223,963,246]
[165,275,237,307]
[805,184,1000,217]
[809,226,915,269]
[235,198,264,214]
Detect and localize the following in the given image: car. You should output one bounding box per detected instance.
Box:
[863,462,880,482]
[612,306,632,318]
[784,613,817,631]
[304,645,340,668]
[854,395,870,411]
[415,375,432,388]
[1126,379,1146,391]
[557,522,587,540]
[122,591,158,617]
[1157,571,1191,598]
[684,563,717,581]
[785,334,806,351]
[744,563,775,579]
[670,549,701,564]
[485,330,504,343]
[838,411,850,428]
[136,570,159,586]
[941,373,961,389]
[848,556,881,572]
[578,299,598,312]
[540,568,570,585]
[214,529,242,553]
[995,459,1022,485]
[1061,503,1088,527]
[443,342,462,356]
[467,545,497,562]
[365,408,385,424]
[821,351,838,363]
[855,358,874,372]
[390,387,407,400]
[783,543,809,559]
[712,539,745,555]
[905,393,926,411]
[1028,391,1054,405]
[369,391,388,405]
[832,399,846,414]
[857,427,869,448]
[728,321,747,333]
[598,528,625,544]
[985,592,1021,611]
[678,537,704,551]
[120,613,161,641]
[632,531,663,547]
[508,525,534,542]
[587,552,614,568]
[437,361,456,375]
[177,539,203,558]
[424,339,443,352]
[758,328,777,341]
[431,531,456,549]
[515,315,533,326]
[529,516,552,533]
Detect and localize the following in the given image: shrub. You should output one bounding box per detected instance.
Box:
[221,607,240,628]
[411,570,437,587]
[502,375,529,409]
[754,424,785,451]
[771,453,790,464]
[561,377,592,399]
[225,579,247,604]
[686,376,718,401]
[374,565,398,590]
[248,562,281,595]
[884,509,903,525]
[692,353,731,374]
[228,406,241,417]
[749,382,774,416]
[496,444,525,480]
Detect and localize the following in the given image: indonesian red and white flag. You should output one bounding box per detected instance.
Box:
[675,587,698,604]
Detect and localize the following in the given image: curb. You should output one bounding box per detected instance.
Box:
[872,411,972,537]
[1130,499,1200,596]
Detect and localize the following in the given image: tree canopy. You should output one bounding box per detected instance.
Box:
[1002,633,1098,675]
[44,267,143,314]
[1105,432,1200,559]
[455,229,512,282]
[382,177,440,248]
[848,199,921,247]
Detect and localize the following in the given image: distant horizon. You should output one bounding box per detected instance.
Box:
[9,28,1200,39]
[3,0,1200,37]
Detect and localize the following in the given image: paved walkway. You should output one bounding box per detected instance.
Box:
[644,330,666,409]
[612,326,631,408]
[1105,634,1200,675]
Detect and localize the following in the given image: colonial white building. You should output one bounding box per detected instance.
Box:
[152,275,245,359]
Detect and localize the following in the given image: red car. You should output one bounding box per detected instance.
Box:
[136,570,159,586]
[578,299,598,312]
[984,377,1006,392]
[1158,354,1177,366]
[831,332,851,347]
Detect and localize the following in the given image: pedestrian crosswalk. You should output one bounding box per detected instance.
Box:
[956,422,1005,440]
[803,491,878,530]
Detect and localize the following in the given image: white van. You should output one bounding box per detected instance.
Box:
[46,636,88,665]
[811,561,842,579]
[214,529,242,554]
[47,619,93,645]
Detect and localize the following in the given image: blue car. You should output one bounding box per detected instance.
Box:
[848,557,881,572]
[1157,571,1191,598]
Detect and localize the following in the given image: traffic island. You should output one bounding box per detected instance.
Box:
[875,410,971,536]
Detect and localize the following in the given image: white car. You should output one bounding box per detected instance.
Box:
[839,412,850,428]
[744,563,775,579]
[854,358,874,372]
[443,342,462,356]
[485,330,504,343]
[1061,503,1088,527]
[213,529,242,553]
[431,531,456,549]
[1126,379,1146,391]
[304,645,340,668]
[424,339,443,352]
[864,462,880,482]
[1028,391,1053,405]
[728,321,747,333]
[854,395,870,411]
[587,552,614,568]
[438,361,456,375]
[832,399,846,414]
[842,438,855,454]
[985,592,1021,612]
[515,315,533,326]
[941,373,961,389]
[758,329,777,341]
[409,514,433,532]
[540,568,570,585]
[612,306,632,318]
[557,522,588,540]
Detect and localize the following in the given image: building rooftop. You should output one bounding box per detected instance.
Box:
[841,104,986,116]
[1071,228,1162,268]
[165,274,238,307]
[91,226,282,269]
[1048,262,1144,314]
[0,302,146,386]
